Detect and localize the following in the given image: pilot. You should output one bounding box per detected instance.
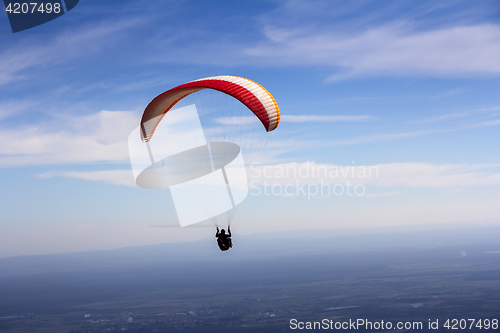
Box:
[216,227,232,251]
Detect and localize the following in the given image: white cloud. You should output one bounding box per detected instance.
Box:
[215,116,259,125]
[282,115,371,122]
[245,23,500,80]
[52,162,500,189]
[415,107,500,124]
[0,19,142,86]
[329,131,431,146]
[216,114,371,125]
[477,119,500,127]
[0,110,139,167]
[372,163,500,188]
[361,191,405,198]
[43,170,136,187]
[248,161,500,188]
[0,100,38,121]
[309,115,500,147]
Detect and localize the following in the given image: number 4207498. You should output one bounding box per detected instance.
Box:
[5,2,61,14]
[443,319,498,330]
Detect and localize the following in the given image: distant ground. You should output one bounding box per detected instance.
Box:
[0,225,499,332]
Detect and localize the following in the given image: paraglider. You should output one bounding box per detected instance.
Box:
[139,75,280,142]
[129,75,280,251]
[216,227,232,251]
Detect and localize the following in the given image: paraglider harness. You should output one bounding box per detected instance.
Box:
[216,227,232,251]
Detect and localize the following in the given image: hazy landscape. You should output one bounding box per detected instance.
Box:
[1,225,499,332]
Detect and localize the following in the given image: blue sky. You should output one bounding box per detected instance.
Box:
[1,0,500,257]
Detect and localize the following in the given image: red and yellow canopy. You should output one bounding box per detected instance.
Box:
[140,75,280,142]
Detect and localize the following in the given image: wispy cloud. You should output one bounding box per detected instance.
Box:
[216,114,372,125]
[0,110,139,167]
[0,100,39,121]
[41,170,136,187]
[50,162,500,189]
[0,18,142,86]
[361,191,405,198]
[79,1,500,83]
[215,116,259,125]
[245,23,500,81]
[372,163,500,188]
[415,107,500,124]
[476,119,500,127]
[249,161,500,188]
[324,113,500,146]
[282,115,372,122]
[328,131,433,146]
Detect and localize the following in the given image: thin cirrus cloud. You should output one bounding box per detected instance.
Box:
[326,117,500,146]
[0,110,138,167]
[0,110,372,168]
[51,161,500,189]
[244,23,500,81]
[414,107,500,124]
[282,115,371,122]
[0,100,39,121]
[0,18,142,86]
[40,170,136,187]
[216,114,371,125]
[249,161,500,188]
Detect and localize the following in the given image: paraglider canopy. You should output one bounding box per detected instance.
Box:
[140,75,280,142]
